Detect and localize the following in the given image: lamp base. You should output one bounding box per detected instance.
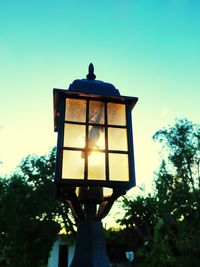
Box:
[70,221,110,267]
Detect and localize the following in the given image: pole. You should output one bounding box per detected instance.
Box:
[70,220,110,267]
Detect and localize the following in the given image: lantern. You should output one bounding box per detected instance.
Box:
[53,64,138,220]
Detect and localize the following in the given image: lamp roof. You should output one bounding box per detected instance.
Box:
[69,63,120,97]
[53,64,138,131]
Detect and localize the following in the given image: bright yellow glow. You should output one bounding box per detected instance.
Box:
[64,124,85,148]
[62,150,84,179]
[62,100,128,183]
[88,151,105,180]
[108,128,128,151]
[109,153,129,181]
[88,126,105,150]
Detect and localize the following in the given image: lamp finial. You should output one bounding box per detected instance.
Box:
[86,63,96,80]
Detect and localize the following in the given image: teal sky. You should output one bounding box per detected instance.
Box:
[0,0,200,193]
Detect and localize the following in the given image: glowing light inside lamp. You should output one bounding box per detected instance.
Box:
[65,99,86,122]
[88,126,105,150]
[109,153,129,181]
[88,152,106,180]
[62,150,85,179]
[64,124,86,148]
[87,102,105,180]
[62,98,130,183]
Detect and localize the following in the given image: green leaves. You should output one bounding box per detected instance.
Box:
[115,119,200,266]
[153,118,200,190]
[0,148,75,267]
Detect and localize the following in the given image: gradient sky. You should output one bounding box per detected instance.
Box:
[0,0,200,194]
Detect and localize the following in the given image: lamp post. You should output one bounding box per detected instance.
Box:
[53,64,138,267]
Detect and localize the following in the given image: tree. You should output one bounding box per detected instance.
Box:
[153,118,200,191]
[0,148,75,267]
[152,118,200,266]
[152,119,200,227]
[116,118,200,266]
[118,194,158,243]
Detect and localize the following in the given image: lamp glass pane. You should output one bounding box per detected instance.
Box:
[64,123,85,148]
[89,101,104,124]
[88,126,105,150]
[109,153,129,181]
[88,152,106,180]
[65,98,86,122]
[107,103,126,126]
[108,128,128,151]
[62,150,85,179]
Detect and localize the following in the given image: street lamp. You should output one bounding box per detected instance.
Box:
[53,64,138,267]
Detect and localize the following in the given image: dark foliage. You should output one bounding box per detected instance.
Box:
[0,148,75,267]
[115,119,200,267]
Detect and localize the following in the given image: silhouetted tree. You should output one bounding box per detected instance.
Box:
[117,118,200,267]
[0,148,75,267]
